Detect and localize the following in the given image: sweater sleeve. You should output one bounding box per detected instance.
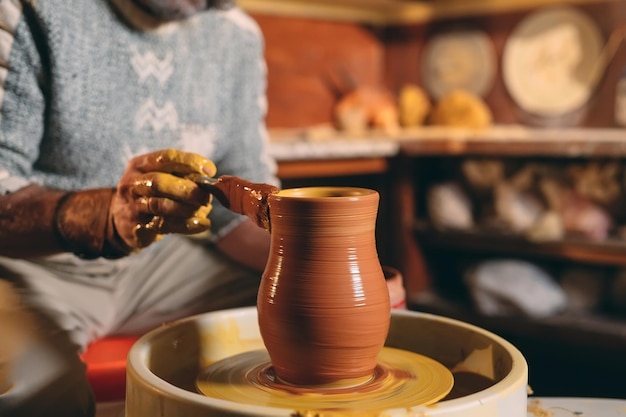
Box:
[0,1,47,194]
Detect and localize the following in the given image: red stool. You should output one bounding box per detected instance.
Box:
[80,336,139,402]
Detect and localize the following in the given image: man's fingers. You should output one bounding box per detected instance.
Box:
[129,149,217,177]
[115,149,217,250]
[137,196,208,218]
[160,216,211,235]
[133,212,211,248]
[130,172,210,205]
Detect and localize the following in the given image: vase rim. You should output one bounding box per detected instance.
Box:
[273,186,377,200]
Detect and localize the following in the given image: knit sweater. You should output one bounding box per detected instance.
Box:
[0,0,277,241]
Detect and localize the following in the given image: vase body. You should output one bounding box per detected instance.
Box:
[257,187,390,386]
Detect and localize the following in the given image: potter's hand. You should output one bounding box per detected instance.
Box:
[110,149,217,249]
[1,150,215,259]
[49,149,216,259]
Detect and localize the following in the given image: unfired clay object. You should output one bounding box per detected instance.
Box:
[465,259,567,318]
[494,182,544,233]
[334,87,400,135]
[398,84,431,127]
[427,182,474,230]
[429,90,493,129]
[258,187,390,386]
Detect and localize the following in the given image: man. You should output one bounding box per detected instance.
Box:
[0,0,277,415]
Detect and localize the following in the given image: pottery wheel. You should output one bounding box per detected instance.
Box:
[196,347,454,412]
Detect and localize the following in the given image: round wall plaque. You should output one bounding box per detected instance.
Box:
[502,6,603,118]
[421,29,496,100]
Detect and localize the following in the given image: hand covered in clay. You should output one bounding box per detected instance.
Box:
[2,149,215,259]
[110,149,217,250]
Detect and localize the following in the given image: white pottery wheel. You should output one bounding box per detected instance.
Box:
[126,307,528,417]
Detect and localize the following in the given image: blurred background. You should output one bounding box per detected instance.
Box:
[240,0,626,399]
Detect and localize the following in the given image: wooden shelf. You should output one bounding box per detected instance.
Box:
[413,222,626,267]
[396,127,626,158]
[270,127,626,159]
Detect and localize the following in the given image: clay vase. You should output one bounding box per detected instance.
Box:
[257,187,390,387]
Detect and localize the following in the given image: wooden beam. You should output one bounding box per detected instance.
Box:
[240,0,617,25]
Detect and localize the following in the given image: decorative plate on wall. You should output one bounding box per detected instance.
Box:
[502,6,604,118]
[421,29,496,100]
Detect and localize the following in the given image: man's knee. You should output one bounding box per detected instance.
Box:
[0,281,95,417]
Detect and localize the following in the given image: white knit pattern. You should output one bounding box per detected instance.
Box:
[130,45,174,85]
[135,99,179,132]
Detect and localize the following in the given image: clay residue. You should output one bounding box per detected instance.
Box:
[527,399,554,417]
[196,347,453,411]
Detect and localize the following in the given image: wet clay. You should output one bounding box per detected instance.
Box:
[188,174,279,230]
[196,347,454,413]
[257,187,391,386]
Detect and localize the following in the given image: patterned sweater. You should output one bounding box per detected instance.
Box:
[0,0,277,242]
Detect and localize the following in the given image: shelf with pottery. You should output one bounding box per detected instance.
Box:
[392,133,626,284]
[388,131,626,397]
[398,135,626,282]
[405,198,626,398]
[395,126,626,157]
[271,125,626,180]
[271,125,626,157]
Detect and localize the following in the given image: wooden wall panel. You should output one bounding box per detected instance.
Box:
[252,14,386,129]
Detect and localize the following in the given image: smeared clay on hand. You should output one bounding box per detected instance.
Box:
[111,149,217,249]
